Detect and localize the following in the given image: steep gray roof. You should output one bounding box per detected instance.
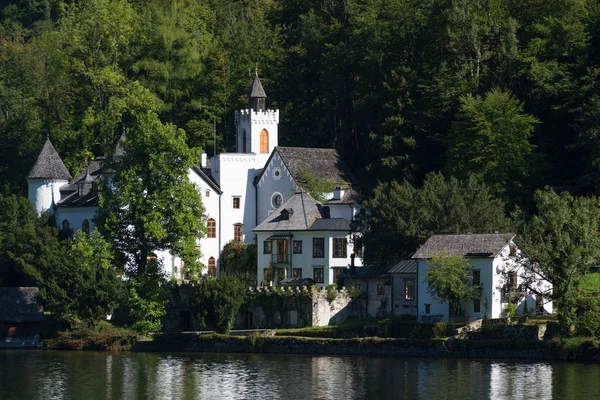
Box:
[412,233,516,259]
[389,258,417,274]
[326,188,362,205]
[276,146,357,187]
[27,139,72,180]
[0,287,43,322]
[254,192,322,231]
[248,74,267,98]
[56,159,103,207]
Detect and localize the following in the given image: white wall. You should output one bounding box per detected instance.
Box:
[234,108,279,167]
[255,152,297,225]
[54,206,97,234]
[256,230,362,288]
[28,178,69,215]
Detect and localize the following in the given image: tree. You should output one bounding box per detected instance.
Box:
[95,110,205,277]
[446,88,537,199]
[34,231,123,324]
[220,241,257,286]
[295,167,335,203]
[190,274,247,334]
[424,253,481,315]
[356,172,509,264]
[516,188,600,333]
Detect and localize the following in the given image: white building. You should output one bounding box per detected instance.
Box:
[26,74,363,282]
[414,233,552,322]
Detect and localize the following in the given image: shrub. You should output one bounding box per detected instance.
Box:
[433,321,450,338]
[503,303,516,319]
[326,284,338,303]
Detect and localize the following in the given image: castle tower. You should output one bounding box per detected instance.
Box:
[27,139,72,214]
[235,73,279,167]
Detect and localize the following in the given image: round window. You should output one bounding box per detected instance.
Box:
[272,193,283,208]
[273,168,281,180]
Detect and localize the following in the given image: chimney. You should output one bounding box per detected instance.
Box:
[200,153,207,168]
[350,253,356,274]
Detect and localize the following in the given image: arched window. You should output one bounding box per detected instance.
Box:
[208,257,216,277]
[207,218,216,238]
[61,219,70,233]
[234,224,243,241]
[242,130,247,153]
[82,219,90,234]
[260,129,269,153]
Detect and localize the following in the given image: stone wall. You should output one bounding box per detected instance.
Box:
[163,284,360,332]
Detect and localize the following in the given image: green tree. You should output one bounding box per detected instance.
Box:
[190,274,247,334]
[446,88,537,199]
[516,188,600,334]
[220,241,257,286]
[95,110,205,277]
[356,172,509,264]
[295,167,335,203]
[127,259,168,335]
[424,253,481,315]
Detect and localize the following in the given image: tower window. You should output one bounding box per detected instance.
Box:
[207,218,216,238]
[260,129,269,153]
[82,219,90,234]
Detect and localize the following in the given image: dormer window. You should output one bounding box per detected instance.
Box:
[280,208,293,221]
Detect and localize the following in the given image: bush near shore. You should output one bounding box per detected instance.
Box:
[45,321,139,351]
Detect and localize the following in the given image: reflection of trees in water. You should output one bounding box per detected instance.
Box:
[8,352,600,399]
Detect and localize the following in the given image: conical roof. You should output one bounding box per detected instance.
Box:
[27,139,72,180]
[248,74,267,98]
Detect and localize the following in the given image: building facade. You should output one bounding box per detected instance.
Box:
[27,75,363,282]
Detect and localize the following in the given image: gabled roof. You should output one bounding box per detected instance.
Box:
[249,74,267,98]
[56,159,103,207]
[27,139,72,180]
[254,192,322,231]
[255,146,358,189]
[389,258,417,274]
[412,233,516,259]
[191,166,222,194]
[0,287,43,322]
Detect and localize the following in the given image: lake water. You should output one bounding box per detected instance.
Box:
[1,351,600,399]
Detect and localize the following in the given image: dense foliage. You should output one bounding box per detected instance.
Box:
[220,241,257,286]
[190,274,247,334]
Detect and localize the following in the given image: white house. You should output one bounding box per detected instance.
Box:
[254,191,362,287]
[26,74,363,281]
[414,233,552,322]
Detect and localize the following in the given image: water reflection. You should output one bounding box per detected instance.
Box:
[1,351,600,399]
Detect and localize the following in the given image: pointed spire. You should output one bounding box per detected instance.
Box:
[27,139,72,180]
[248,72,267,111]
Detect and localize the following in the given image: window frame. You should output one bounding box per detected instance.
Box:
[207,218,216,238]
[260,129,269,153]
[404,279,415,301]
[313,238,324,258]
[208,257,216,277]
[293,268,303,279]
[293,240,302,254]
[233,197,241,209]
[82,219,90,234]
[263,240,272,254]
[332,238,347,258]
[376,284,385,296]
[234,224,243,241]
[313,267,324,283]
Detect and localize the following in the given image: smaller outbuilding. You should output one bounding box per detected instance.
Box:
[0,287,44,348]
[414,233,552,322]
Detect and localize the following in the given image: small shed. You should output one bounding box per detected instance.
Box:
[0,287,44,348]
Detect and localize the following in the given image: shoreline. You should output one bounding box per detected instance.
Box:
[130,334,600,362]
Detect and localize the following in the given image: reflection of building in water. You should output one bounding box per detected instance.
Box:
[415,359,491,398]
[490,362,553,399]
[310,356,366,398]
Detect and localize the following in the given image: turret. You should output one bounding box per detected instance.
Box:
[27,139,72,214]
[235,74,279,165]
[248,73,267,111]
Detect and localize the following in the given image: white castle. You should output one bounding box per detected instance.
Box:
[27,75,363,286]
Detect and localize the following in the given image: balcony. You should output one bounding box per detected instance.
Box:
[271,253,289,264]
